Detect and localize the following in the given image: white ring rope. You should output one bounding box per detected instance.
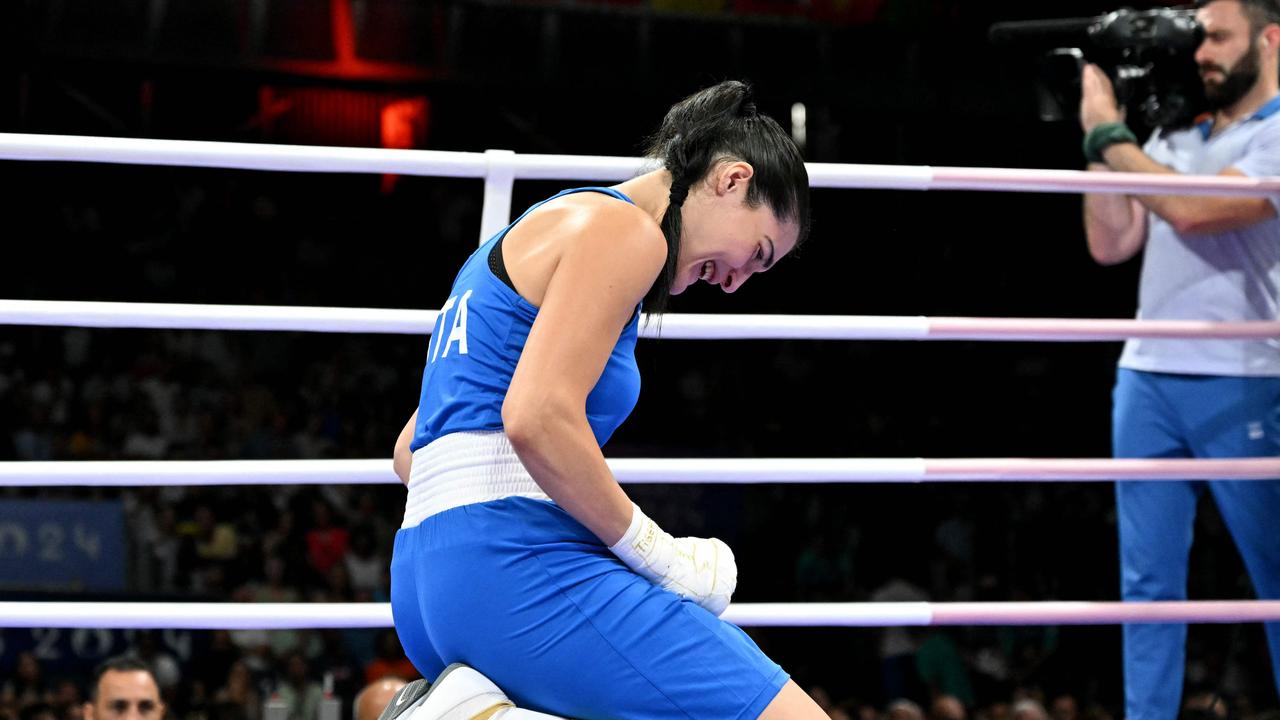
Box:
[6,135,1279,638]
[3,600,1277,629]
[5,132,1280,197]
[3,300,1278,341]
[2,457,1276,487]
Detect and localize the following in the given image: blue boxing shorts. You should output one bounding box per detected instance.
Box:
[390,496,788,720]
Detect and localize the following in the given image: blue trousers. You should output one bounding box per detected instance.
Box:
[390,497,787,720]
[1113,369,1280,720]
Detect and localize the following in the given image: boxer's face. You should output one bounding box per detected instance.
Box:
[673,161,799,296]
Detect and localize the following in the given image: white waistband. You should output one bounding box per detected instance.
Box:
[402,431,550,529]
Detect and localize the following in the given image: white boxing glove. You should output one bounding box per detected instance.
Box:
[608,502,738,615]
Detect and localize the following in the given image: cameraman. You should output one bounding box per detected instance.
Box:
[1079,0,1280,717]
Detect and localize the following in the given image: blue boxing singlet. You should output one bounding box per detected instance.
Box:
[411,187,642,451]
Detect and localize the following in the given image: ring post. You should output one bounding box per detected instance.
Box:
[480,149,517,245]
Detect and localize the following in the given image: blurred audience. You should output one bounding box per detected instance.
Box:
[931,695,966,720]
[887,699,926,720]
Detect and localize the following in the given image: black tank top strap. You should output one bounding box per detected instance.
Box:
[488,237,517,293]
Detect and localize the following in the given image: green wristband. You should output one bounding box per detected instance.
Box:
[1083,122,1138,164]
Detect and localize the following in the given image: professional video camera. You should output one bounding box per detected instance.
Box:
[990,7,1206,130]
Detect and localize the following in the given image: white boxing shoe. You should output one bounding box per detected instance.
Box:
[379,664,570,720]
[378,679,432,720]
[384,664,514,720]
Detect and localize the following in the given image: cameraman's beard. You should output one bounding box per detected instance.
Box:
[1202,39,1262,111]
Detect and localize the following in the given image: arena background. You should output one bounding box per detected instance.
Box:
[0,1,1274,719]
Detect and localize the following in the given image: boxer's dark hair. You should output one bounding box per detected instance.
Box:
[643,80,810,315]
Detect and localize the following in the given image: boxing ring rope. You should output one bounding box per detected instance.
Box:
[3,601,1279,630]
[2,457,1277,487]
[2,299,1278,341]
[4,133,1280,631]
[5,131,1280,243]
[6,132,1280,194]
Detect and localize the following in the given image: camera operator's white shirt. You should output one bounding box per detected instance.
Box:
[1120,94,1280,377]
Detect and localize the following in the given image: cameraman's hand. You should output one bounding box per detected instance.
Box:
[1080,64,1125,133]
